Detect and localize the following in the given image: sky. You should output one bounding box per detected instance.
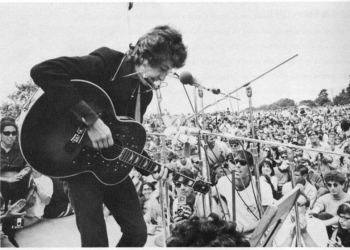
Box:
[1,2,350,115]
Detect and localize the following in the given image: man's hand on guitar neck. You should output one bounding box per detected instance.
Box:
[87,118,114,150]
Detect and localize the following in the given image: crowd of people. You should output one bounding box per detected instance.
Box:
[1,103,350,247]
[139,104,350,247]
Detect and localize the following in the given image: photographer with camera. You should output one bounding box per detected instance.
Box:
[171,168,202,225]
[1,199,26,247]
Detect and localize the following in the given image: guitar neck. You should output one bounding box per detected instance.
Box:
[118,148,209,193]
[119,148,161,173]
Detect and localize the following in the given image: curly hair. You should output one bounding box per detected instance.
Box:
[324,170,346,185]
[166,216,249,247]
[129,25,187,68]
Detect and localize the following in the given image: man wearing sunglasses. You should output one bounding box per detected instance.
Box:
[0,117,32,247]
[0,117,32,202]
[310,171,350,230]
[171,168,203,224]
[215,150,275,237]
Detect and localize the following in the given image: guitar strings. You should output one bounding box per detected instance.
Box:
[90,144,210,192]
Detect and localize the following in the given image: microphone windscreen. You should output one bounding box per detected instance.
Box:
[179,71,194,85]
[212,89,221,94]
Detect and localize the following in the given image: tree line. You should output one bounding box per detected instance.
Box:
[253,83,350,111]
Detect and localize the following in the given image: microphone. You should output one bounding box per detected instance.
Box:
[179,71,221,95]
[179,71,197,86]
[211,88,221,94]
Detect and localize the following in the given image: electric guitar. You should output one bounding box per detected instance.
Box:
[19,79,211,194]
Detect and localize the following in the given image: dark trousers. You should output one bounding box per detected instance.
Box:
[67,174,147,247]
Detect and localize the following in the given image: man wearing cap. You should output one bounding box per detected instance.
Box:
[0,117,32,247]
[0,117,31,204]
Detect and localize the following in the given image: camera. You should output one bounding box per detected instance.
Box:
[175,205,191,219]
[176,207,185,217]
[11,217,24,230]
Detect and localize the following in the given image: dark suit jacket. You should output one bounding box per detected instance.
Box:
[30,47,153,176]
[30,47,153,125]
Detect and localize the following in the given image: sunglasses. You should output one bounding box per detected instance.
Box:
[339,215,350,220]
[327,182,339,188]
[233,159,247,166]
[2,131,17,136]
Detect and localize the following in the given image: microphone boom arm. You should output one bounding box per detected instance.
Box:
[185,54,298,121]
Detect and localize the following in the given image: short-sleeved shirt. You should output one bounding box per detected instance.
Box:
[216,176,275,231]
[313,192,350,215]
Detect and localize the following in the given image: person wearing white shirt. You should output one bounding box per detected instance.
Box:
[215,150,275,237]
[282,165,317,205]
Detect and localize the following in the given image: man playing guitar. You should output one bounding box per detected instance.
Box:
[30,25,187,247]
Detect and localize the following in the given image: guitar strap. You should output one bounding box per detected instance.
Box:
[110,54,127,82]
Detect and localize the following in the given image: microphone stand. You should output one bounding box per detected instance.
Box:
[153,87,170,246]
[231,169,236,224]
[183,54,298,123]
[246,86,263,219]
[287,149,302,247]
[193,85,212,217]
[155,88,165,127]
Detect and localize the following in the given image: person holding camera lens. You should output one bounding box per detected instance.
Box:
[1,199,26,247]
[171,168,201,225]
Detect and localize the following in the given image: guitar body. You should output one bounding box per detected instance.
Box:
[19,80,146,185]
